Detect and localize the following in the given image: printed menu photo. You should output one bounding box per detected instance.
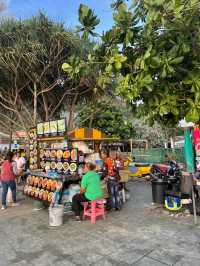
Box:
[37,123,43,135]
[43,122,50,135]
[57,119,66,133]
[50,120,58,135]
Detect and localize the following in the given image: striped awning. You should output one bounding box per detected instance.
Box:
[68,128,118,141]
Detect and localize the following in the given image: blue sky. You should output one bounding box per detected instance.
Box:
[8,0,114,33]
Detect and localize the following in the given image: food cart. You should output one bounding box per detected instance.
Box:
[24,120,81,206]
[24,126,130,207]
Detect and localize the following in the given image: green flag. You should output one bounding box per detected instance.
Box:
[184,129,195,173]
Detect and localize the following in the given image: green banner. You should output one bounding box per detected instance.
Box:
[184,129,195,173]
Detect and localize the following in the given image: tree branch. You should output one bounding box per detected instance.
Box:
[50,90,69,118]
[37,80,58,96]
[0,113,25,130]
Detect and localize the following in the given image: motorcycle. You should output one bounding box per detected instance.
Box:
[151,162,182,192]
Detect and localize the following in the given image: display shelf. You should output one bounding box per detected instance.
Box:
[41,148,68,150]
[38,136,65,142]
[29,128,38,170]
[41,158,77,163]
[23,194,50,203]
[24,170,81,203]
[27,171,80,181]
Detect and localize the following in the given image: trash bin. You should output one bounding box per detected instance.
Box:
[151,179,168,204]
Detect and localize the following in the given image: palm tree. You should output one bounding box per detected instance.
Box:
[77,4,100,40]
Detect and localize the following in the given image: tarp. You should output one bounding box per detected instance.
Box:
[184,129,195,173]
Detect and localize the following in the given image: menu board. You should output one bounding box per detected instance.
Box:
[37,123,43,135]
[43,122,50,135]
[29,128,38,170]
[50,121,57,134]
[57,119,66,133]
[40,148,78,174]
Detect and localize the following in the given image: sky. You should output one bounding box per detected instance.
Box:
[3,0,115,33]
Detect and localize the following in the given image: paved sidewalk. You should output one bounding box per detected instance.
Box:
[0,181,200,266]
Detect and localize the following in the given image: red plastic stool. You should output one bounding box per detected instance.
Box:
[83,199,106,224]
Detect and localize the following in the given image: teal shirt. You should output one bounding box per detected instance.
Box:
[81,171,103,200]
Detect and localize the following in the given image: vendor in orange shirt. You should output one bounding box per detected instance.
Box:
[104,151,115,177]
[103,151,122,210]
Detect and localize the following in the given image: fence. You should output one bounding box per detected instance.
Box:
[132,148,185,164]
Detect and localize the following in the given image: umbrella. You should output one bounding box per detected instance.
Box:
[184,129,197,224]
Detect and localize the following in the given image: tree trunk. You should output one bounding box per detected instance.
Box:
[33,82,37,126]
[68,94,78,131]
[89,114,93,128]
[9,128,12,151]
[170,137,175,149]
[42,93,49,121]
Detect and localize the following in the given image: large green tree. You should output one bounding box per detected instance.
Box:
[76,98,135,139]
[77,0,200,126]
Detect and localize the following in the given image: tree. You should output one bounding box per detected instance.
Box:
[77,4,100,39]
[77,1,200,126]
[132,119,176,148]
[0,14,94,133]
[76,98,135,139]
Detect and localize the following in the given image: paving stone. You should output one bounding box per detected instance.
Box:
[148,249,182,266]
[134,256,167,266]
[109,249,149,265]
[94,258,125,266]
[31,251,58,266]
[174,257,200,266]
[70,250,103,266]
[53,261,76,266]
[10,260,33,266]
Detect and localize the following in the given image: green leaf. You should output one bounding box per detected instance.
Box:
[79,4,89,18]
[161,67,167,78]
[144,45,152,60]
[167,65,174,73]
[170,57,184,65]
[186,108,199,123]
[143,74,152,85]
[182,43,190,53]
[78,4,100,39]
[151,57,161,68]
[115,61,122,70]
[105,64,113,73]
[62,63,72,72]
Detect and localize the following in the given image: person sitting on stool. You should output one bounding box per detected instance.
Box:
[72,162,103,221]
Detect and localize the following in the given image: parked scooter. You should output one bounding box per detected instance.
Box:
[151,161,181,192]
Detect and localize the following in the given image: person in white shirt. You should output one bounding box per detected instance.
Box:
[14,152,25,183]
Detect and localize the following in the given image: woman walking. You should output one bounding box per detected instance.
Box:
[0,151,19,210]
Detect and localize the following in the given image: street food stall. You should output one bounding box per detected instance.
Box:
[24,126,119,205]
[23,124,133,225]
[24,119,81,208]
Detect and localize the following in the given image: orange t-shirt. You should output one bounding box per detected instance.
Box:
[104,157,114,176]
